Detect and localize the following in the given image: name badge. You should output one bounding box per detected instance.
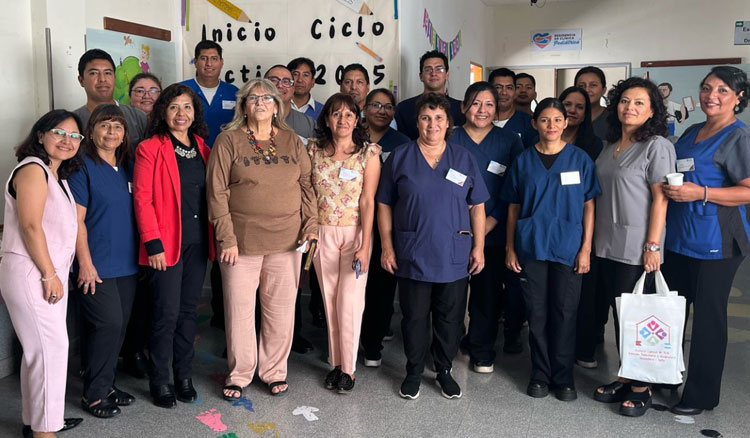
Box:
[128,182,133,194]
[676,157,695,172]
[339,167,358,181]
[381,151,391,162]
[446,168,468,187]
[487,160,507,176]
[222,100,236,110]
[560,171,581,185]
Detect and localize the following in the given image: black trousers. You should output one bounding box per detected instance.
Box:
[398,277,469,376]
[80,274,137,401]
[575,256,603,360]
[464,246,506,362]
[596,257,651,351]
[121,268,152,358]
[360,245,398,359]
[210,260,224,329]
[148,242,207,386]
[521,261,582,387]
[662,250,744,409]
[503,268,526,337]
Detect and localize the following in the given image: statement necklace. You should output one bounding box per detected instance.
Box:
[246,126,277,162]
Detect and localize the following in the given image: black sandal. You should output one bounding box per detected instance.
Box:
[222,385,242,401]
[619,388,652,417]
[21,418,83,437]
[81,397,121,418]
[268,381,289,397]
[107,386,135,406]
[593,380,631,403]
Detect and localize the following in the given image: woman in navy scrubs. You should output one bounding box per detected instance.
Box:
[503,98,600,401]
[376,93,489,400]
[662,66,750,415]
[453,81,523,373]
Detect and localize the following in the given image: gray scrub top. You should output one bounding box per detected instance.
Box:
[594,135,676,265]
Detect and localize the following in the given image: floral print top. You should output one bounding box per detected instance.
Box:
[309,142,381,226]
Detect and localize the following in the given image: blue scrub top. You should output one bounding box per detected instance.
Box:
[453,126,524,247]
[378,128,410,152]
[376,141,490,283]
[666,120,750,259]
[394,95,467,141]
[505,110,539,149]
[68,156,139,279]
[181,79,239,147]
[501,143,600,267]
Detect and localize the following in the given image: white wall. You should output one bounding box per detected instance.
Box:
[398,0,493,101]
[490,0,750,68]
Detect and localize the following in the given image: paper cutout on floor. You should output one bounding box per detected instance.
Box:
[217,434,237,438]
[674,415,696,424]
[293,405,320,421]
[232,395,255,412]
[196,408,228,431]
[248,421,280,438]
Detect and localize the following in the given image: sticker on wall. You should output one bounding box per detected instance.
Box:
[422,9,461,60]
[530,28,582,52]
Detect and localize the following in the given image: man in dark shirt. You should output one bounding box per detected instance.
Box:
[490,68,538,149]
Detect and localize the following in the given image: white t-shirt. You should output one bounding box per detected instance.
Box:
[199,84,219,105]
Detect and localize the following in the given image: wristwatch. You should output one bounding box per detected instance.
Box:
[643,242,660,252]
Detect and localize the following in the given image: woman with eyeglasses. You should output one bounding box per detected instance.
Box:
[207,78,318,400]
[0,110,85,437]
[360,88,409,367]
[134,83,214,409]
[129,73,162,115]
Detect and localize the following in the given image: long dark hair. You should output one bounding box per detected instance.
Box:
[605,77,667,143]
[559,86,597,150]
[83,104,132,171]
[145,83,209,140]
[315,93,369,156]
[461,81,498,116]
[15,109,83,179]
[532,97,567,120]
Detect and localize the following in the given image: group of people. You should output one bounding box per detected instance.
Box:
[0,39,748,437]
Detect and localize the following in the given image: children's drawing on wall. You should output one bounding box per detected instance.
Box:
[658,82,691,137]
[85,28,176,105]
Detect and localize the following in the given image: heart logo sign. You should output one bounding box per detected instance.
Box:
[532,32,551,49]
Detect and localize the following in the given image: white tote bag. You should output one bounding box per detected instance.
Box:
[616,271,686,384]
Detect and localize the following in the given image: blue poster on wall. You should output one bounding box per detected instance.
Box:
[85,28,177,104]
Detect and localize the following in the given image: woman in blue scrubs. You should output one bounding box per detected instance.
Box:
[662,66,750,416]
[376,93,489,400]
[503,98,599,401]
[453,81,524,373]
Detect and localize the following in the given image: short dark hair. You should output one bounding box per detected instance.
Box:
[559,86,596,152]
[264,64,291,78]
[488,68,516,84]
[414,92,454,140]
[700,66,750,114]
[315,93,369,155]
[129,72,163,96]
[366,88,397,107]
[419,50,449,73]
[78,49,115,77]
[658,82,673,92]
[532,97,567,121]
[462,81,498,115]
[342,63,370,84]
[515,73,536,87]
[145,84,209,140]
[574,66,606,88]
[605,77,668,143]
[287,57,316,76]
[83,104,132,171]
[15,109,83,179]
[194,40,223,60]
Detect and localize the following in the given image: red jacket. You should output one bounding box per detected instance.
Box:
[134,133,215,266]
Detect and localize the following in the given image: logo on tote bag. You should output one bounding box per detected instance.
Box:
[635,316,671,349]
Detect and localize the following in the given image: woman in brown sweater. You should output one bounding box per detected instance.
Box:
[206,78,318,399]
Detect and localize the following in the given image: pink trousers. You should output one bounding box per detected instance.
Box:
[0,254,69,433]
[221,250,301,386]
[314,225,369,375]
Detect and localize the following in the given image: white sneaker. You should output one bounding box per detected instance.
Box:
[472,361,494,373]
[363,357,382,367]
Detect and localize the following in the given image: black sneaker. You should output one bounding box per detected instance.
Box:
[436,369,462,399]
[324,368,341,390]
[399,375,421,400]
[337,373,355,394]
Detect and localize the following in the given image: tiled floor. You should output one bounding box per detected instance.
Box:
[1,263,749,437]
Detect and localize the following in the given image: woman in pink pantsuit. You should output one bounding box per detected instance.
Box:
[0,110,84,437]
[310,93,381,394]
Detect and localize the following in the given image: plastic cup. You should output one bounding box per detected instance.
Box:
[666,173,684,186]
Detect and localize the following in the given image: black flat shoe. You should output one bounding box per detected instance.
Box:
[22,418,83,437]
[81,397,121,418]
[108,386,135,406]
[671,403,705,416]
[555,386,578,401]
[620,388,652,417]
[175,378,197,403]
[325,368,342,390]
[594,380,631,403]
[527,381,549,398]
[150,384,177,409]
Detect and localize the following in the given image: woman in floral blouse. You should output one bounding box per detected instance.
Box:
[310,93,381,394]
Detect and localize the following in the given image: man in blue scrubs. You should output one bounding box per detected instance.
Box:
[490,68,538,148]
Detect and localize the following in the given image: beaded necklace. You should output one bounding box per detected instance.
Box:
[246,126,277,162]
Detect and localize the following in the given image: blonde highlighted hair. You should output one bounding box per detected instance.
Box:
[222,78,290,132]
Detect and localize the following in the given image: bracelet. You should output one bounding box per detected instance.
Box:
[41,273,57,282]
[703,186,708,206]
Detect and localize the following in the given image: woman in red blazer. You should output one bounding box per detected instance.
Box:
[134,83,214,409]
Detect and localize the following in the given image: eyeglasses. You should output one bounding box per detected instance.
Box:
[267,76,294,87]
[422,66,446,74]
[367,102,394,112]
[49,128,84,142]
[132,88,161,97]
[247,94,276,104]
